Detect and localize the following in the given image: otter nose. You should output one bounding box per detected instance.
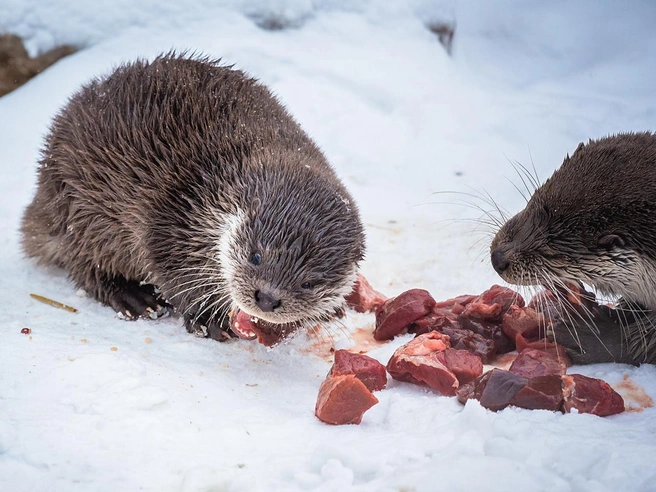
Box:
[254,290,282,312]
[491,249,510,275]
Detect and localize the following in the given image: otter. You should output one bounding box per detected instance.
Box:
[21,53,365,341]
[490,132,656,365]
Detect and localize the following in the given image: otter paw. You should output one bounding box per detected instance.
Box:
[107,280,172,321]
[184,313,232,342]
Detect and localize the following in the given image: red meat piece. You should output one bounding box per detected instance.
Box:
[458,316,516,354]
[374,289,436,340]
[345,273,388,314]
[562,374,625,417]
[510,375,564,411]
[477,369,528,411]
[457,368,528,411]
[434,294,478,313]
[515,333,571,366]
[436,326,497,364]
[502,305,544,341]
[509,348,568,378]
[436,349,483,385]
[386,332,460,396]
[315,375,379,425]
[456,370,492,404]
[329,349,387,391]
[409,311,455,335]
[461,285,525,322]
[458,370,564,412]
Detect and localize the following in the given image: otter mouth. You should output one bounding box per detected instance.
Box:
[229,308,301,346]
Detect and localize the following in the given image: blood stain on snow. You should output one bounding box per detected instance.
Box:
[349,327,386,354]
[614,374,654,412]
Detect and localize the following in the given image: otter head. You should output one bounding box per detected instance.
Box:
[217,166,365,324]
[490,133,656,309]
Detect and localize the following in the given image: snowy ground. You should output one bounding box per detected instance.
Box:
[2,1,656,491]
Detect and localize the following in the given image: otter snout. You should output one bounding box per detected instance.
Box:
[490,249,510,275]
[254,289,282,312]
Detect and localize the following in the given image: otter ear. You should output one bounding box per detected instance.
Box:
[598,234,625,250]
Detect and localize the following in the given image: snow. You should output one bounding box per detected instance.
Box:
[2,1,656,491]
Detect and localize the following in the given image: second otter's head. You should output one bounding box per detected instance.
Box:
[490,132,656,309]
[217,164,365,324]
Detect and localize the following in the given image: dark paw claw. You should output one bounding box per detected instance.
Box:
[107,279,172,321]
[184,311,233,342]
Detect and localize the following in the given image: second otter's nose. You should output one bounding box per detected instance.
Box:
[491,249,510,275]
[254,290,282,312]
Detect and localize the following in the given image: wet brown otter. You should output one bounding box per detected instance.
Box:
[490,132,656,365]
[21,53,365,340]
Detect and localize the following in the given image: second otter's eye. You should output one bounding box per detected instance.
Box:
[598,234,625,250]
[301,281,313,290]
[250,253,262,265]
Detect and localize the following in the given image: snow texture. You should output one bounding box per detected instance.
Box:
[1,1,656,491]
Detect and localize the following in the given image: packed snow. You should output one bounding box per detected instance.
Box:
[1,1,656,491]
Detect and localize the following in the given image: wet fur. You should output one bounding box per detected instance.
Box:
[21,53,365,338]
[491,132,656,364]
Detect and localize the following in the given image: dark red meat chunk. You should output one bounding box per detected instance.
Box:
[409,311,455,335]
[409,312,497,363]
[509,348,568,378]
[458,369,563,412]
[386,332,461,396]
[457,370,492,404]
[457,368,527,411]
[458,316,515,354]
[562,374,625,416]
[374,289,436,340]
[345,273,388,314]
[476,369,528,411]
[315,375,379,425]
[510,375,564,411]
[329,349,387,392]
[435,325,496,364]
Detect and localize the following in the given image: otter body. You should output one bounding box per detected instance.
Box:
[491,132,656,365]
[21,54,365,339]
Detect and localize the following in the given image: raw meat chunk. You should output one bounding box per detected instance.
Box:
[329,349,387,391]
[374,289,436,340]
[345,273,388,314]
[509,348,568,378]
[436,349,483,385]
[502,305,544,341]
[562,374,625,416]
[510,375,564,411]
[386,332,458,395]
[461,285,525,322]
[315,375,379,425]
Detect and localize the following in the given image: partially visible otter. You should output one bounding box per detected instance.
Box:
[490,132,656,365]
[21,53,365,340]
[0,34,76,97]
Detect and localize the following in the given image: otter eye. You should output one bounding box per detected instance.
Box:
[301,281,313,290]
[250,252,262,265]
[598,234,625,250]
